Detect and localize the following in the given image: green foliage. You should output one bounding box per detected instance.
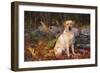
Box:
[30,32,39,43]
[46,38,57,49]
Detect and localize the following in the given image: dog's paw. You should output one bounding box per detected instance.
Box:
[67,54,70,57]
[73,52,77,56]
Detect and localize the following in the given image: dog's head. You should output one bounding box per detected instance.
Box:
[63,20,75,31]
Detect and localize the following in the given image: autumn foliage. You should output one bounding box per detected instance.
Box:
[24,40,90,61]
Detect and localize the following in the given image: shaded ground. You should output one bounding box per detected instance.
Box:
[24,42,90,61]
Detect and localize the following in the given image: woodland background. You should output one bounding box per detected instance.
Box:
[24,11,90,61]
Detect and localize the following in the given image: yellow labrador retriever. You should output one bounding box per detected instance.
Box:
[54,20,76,58]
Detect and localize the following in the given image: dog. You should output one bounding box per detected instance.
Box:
[54,20,76,58]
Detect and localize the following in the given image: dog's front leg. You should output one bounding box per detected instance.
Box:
[71,44,76,55]
[66,44,70,57]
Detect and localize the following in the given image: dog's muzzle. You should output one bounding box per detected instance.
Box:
[69,27,72,31]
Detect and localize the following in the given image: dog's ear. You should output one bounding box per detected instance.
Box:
[72,21,76,27]
[63,21,67,27]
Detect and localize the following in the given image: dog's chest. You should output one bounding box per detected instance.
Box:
[62,32,74,43]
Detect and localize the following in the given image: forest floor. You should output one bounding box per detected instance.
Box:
[24,46,90,61]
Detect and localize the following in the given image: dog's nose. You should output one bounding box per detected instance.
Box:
[69,27,72,31]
